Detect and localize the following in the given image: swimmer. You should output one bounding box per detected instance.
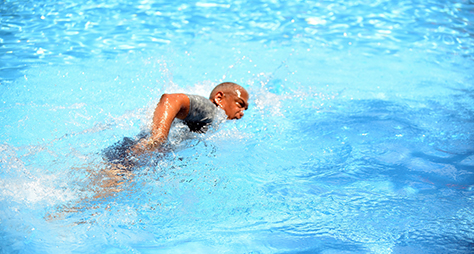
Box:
[47,82,249,219]
[103,82,249,168]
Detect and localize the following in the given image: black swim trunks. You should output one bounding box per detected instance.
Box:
[102,136,138,168]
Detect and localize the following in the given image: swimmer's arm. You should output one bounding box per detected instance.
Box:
[132,93,190,153]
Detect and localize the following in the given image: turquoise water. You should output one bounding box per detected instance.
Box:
[1,0,474,253]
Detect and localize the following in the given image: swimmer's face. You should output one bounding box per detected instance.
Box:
[216,88,249,120]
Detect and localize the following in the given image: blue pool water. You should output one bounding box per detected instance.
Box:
[1,0,474,253]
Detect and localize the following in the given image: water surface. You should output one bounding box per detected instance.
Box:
[1,0,473,253]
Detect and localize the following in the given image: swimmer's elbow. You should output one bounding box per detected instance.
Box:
[156,93,180,111]
[157,93,189,119]
[159,93,173,103]
[158,93,186,106]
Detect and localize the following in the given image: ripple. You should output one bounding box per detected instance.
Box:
[1,0,474,253]
[0,0,472,73]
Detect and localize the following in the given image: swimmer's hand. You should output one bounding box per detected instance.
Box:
[130,137,166,155]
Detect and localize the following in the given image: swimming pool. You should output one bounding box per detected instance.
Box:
[1,0,473,253]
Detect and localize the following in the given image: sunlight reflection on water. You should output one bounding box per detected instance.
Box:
[1,0,474,253]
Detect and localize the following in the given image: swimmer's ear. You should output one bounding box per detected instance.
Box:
[214,91,225,107]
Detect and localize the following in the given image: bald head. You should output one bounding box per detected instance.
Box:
[209,82,246,100]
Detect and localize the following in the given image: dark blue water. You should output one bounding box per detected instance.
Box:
[1,0,473,253]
